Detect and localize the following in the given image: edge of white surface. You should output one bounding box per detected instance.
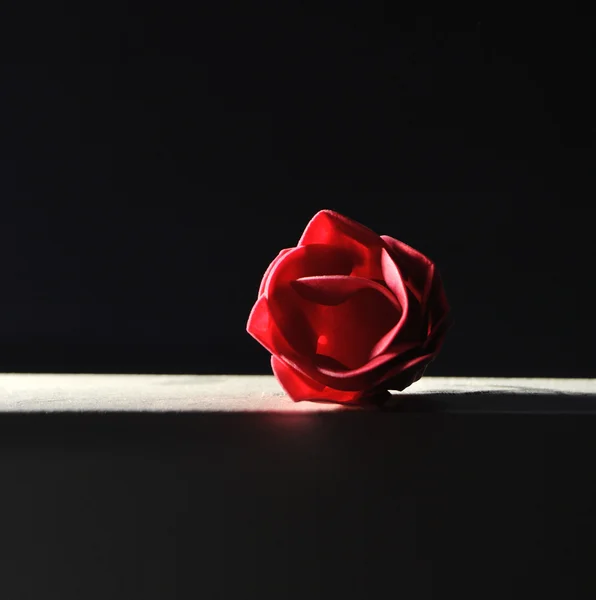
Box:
[0,374,595,413]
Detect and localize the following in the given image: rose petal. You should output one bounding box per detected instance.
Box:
[271,355,363,404]
[299,209,381,247]
[274,349,399,393]
[262,245,356,358]
[381,235,434,304]
[313,354,349,370]
[258,248,292,297]
[246,296,356,392]
[284,277,401,372]
[379,352,436,392]
[386,287,425,348]
[291,275,400,308]
[263,244,354,299]
[381,237,451,352]
[380,247,409,310]
[424,311,452,354]
[246,295,300,358]
[298,210,384,280]
[315,349,400,381]
[310,343,433,393]
[268,285,318,356]
[364,247,412,357]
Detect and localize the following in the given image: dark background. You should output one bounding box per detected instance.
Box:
[1,3,594,376]
[1,6,596,599]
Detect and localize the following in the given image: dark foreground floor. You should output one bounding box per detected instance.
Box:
[2,389,596,599]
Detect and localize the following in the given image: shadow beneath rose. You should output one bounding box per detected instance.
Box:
[381,386,596,414]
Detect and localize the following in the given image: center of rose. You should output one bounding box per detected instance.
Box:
[290,281,402,371]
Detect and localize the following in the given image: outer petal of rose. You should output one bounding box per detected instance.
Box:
[297,210,384,280]
[308,349,403,391]
[366,247,412,357]
[386,365,426,392]
[247,296,340,391]
[382,236,450,351]
[264,245,355,357]
[263,244,353,299]
[381,235,434,304]
[268,285,318,357]
[424,311,452,354]
[246,295,301,360]
[258,248,293,297]
[380,247,409,310]
[298,209,381,247]
[379,352,436,392]
[271,355,363,404]
[386,286,425,349]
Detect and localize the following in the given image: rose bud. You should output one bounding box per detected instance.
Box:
[247,210,451,405]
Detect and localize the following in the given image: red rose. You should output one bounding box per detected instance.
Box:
[247,210,451,404]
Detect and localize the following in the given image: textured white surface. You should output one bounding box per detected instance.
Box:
[0,374,594,412]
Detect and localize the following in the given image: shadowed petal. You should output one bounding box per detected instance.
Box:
[381,235,434,304]
[379,352,436,390]
[424,311,452,354]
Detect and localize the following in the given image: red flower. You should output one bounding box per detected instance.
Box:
[247,210,451,404]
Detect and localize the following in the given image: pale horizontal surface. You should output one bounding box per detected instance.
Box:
[0,374,594,413]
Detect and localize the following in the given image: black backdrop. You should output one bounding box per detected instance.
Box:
[1,3,594,377]
[1,7,596,600]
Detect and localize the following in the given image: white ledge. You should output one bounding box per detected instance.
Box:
[0,374,595,413]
